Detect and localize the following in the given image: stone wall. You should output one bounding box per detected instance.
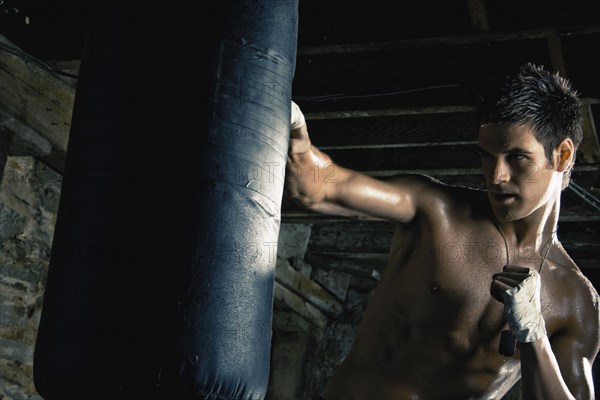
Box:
[0,157,60,400]
[266,221,378,399]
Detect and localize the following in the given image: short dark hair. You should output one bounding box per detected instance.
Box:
[479,63,583,186]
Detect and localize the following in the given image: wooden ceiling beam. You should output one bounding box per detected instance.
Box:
[303,100,600,121]
[297,25,600,56]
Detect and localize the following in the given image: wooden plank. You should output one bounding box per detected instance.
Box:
[303,105,477,120]
[301,101,599,155]
[297,25,600,56]
[308,221,395,254]
[562,33,600,99]
[305,252,387,279]
[37,147,67,174]
[275,259,343,316]
[293,40,554,111]
[546,35,567,77]
[311,268,351,303]
[301,100,599,119]
[44,60,81,78]
[0,34,75,156]
[546,34,600,165]
[578,105,600,164]
[0,107,51,156]
[297,0,472,49]
[302,99,598,120]
[294,35,600,113]
[321,144,481,171]
[467,0,490,32]
[273,281,328,328]
[272,308,317,333]
[282,206,600,224]
[303,110,479,149]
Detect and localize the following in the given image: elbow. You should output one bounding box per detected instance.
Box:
[287,190,325,211]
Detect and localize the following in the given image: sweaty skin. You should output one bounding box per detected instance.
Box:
[285,122,600,400]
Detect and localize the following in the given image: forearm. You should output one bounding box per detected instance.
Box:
[284,101,416,220]
[492,268,596,400]
[519,337,576,400]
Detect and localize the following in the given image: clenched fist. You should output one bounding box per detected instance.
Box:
[289,101,311,154]
[491,265,547,343]
[291,100,306,130]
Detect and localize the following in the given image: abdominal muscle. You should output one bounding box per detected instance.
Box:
[323,304,521,400]
[323,237,522,399]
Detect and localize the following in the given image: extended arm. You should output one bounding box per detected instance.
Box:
[285,101,429,223]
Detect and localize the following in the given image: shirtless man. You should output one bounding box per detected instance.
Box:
[285,63,600,399]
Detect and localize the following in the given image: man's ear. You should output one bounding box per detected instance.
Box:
[555,138,575,172]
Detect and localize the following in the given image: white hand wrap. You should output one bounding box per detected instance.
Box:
[501,269,547,343]
[291,100,305,130]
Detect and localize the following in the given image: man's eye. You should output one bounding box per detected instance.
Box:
[507,154,526,161]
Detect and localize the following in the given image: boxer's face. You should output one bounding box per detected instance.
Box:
[478,123,563,222]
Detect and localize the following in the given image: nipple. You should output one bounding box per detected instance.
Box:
[429,282,441,295]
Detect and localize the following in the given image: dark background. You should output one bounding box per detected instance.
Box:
[2,0,599,393]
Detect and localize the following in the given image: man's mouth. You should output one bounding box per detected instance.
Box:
[490,192,517,203]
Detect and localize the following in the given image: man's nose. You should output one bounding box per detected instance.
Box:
[488,158,510,184]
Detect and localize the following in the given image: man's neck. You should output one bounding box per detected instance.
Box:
[496,194,561,255]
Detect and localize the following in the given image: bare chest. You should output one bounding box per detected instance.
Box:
[371,227,566,357]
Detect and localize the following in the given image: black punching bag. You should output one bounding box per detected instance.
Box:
[33,1,298,399]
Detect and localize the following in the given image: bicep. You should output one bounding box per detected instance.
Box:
[551,303,600,400]
[551,334,597,399]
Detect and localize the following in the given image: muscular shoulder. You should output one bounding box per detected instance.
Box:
[547,255,599,311]
[547,260,600,354]
[566,268,599,327]
[383,174,486,220]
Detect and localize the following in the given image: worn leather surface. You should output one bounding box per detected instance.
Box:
[34,1,298,398]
